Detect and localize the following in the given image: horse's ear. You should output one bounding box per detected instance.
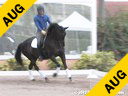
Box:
[64,27,69,30]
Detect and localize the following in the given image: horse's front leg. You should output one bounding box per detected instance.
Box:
[59,53,72,82]
[50,57,61,77]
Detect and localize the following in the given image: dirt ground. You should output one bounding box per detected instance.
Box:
[0,76,127,96]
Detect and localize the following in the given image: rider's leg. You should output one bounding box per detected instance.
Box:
[36,32,43,60]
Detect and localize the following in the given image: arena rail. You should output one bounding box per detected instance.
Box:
[0,69,107,78]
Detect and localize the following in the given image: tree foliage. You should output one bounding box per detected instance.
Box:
[98,12,128,59]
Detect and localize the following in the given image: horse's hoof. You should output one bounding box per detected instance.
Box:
[69,77,72,82]
[45,77,49,83]
[53,73,58,77]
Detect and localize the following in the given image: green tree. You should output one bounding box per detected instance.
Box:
[98,12,128,60]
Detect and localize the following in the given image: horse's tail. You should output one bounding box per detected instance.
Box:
[15,43,23,66]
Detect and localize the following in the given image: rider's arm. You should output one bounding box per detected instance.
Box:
[47,15,52,24]
[34,16,42,32]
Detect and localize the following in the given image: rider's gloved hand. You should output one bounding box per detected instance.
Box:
[41,30,47,35]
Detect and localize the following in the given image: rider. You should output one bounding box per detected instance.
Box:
[34,5,51,60]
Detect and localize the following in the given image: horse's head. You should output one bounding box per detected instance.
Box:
[47,23,68,41]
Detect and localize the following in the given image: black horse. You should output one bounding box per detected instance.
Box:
[15,23,72,81]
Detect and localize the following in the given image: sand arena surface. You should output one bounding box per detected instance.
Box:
[0,76,127,96]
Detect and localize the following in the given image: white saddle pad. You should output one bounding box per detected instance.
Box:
[31,38,37,48]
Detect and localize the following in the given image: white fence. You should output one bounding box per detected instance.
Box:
[0,69,107,78]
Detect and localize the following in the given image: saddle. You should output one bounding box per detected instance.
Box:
[31,38,37,48]
[31,30,47,48]
[31,36,47,48]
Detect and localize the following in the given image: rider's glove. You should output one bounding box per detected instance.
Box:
[41,30,47,35]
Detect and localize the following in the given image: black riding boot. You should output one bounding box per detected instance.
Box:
[37,46,44,61]
[36,32,44,61]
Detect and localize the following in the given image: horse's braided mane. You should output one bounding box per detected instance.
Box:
[47,23,59,32]
[47,23,61,39]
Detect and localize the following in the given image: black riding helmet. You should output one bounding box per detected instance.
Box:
[37,5,44,13]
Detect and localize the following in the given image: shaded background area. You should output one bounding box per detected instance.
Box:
[0,3,91,55]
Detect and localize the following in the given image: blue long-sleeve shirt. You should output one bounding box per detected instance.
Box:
[34,14,51,32]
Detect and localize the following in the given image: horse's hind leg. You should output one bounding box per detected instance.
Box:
[33,62,48,81]
[50,57,61,77]
[28,61,35,81]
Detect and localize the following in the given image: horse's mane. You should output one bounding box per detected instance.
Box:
[47,23,59,31]
[47,23,62,40]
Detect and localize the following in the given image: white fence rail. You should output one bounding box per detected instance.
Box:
[0,69,107,78]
